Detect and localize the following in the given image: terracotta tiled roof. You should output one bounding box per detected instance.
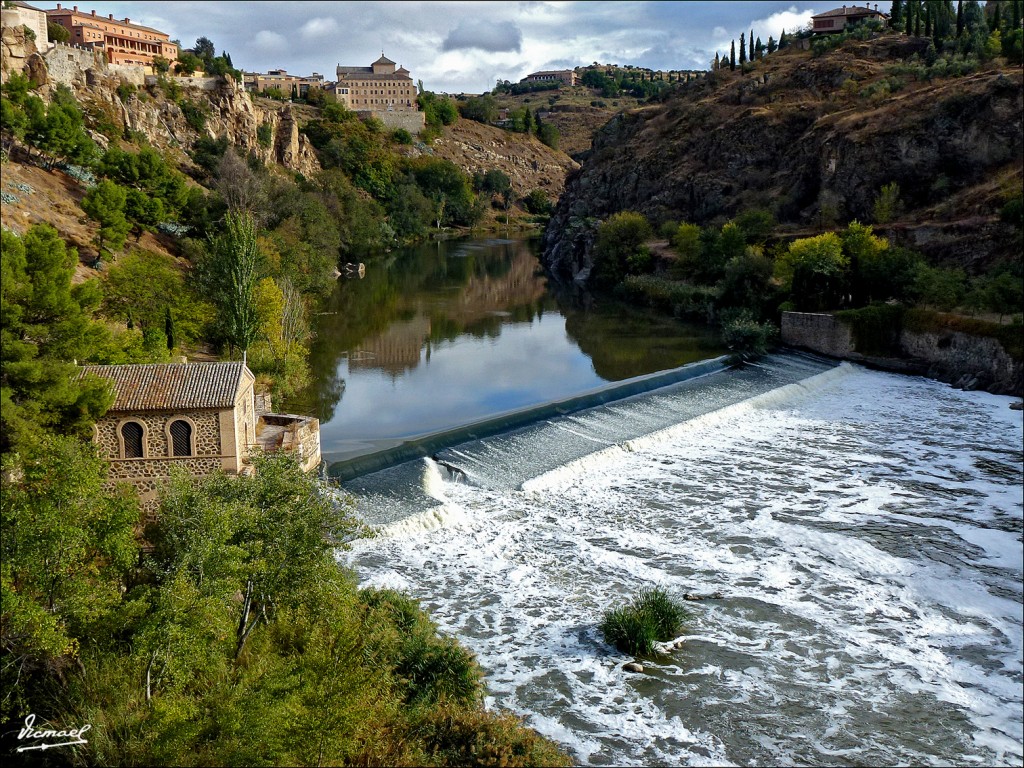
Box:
[80,363,252,411]
[374,55,396,66]
[812,5,887,19]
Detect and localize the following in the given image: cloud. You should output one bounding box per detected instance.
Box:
[712,26,728,37]
[750,6,814,39]
[300,17,339,39]
[252,30,287,54]
[442,19,523,53]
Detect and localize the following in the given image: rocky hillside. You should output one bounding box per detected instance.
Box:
[424,118,578,201]
[544,34,1023,283]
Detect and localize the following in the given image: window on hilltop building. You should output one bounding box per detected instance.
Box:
[169,419,192,457]
[122,421,144,458]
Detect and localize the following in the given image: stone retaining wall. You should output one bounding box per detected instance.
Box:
[781,311,1022,395]
[43,42,103,86]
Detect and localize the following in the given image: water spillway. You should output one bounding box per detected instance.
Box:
[340,353,1024,766]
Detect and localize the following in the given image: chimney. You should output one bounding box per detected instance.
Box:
[56,3,61,9]
[91,9,95,15]
[125,17,130,23]
[73,5,78,11]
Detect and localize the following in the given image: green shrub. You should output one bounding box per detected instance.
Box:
[836,304,906,357]
[599,587,689,656]
[621,274,718,321]
[721,310,777,363]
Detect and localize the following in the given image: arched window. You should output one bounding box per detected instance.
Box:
[169,419,192,457]
[121,421,144,458]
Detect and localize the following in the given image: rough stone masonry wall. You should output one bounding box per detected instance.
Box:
[43,43,105,87]
[780,313,856,358]
[95,408,222,459]
[781,311,1023,395]
[296,418,321,473]
[364,109,425,134]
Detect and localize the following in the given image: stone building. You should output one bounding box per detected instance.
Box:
[521,69,578,87]
[81,362,321,513]
[331,53,424,133]
[811,4,889,33]
[243,68,324,97]
[46,3,177,69]
[1,1,49,48]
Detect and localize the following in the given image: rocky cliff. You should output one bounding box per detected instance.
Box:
[544,35,1023,283]
[2,32,320,178]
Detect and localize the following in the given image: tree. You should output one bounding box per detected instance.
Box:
[776,232,849,311]
[194,35,215,63]
[779,30,788,48]
[740,32,747,63]
[892,0,904,28]
[1,434,139,720]
[0,226,115,453]
[755,36,765,59]
[767,35,777,54]
[81,179,130,257]
[730,40,736,70]
[593,211,653,286]
[200,212,265,356]
[47,20,70,43]
[872,181,903,224]
[957,0,965,36]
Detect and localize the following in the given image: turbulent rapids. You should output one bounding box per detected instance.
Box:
[339,353,1024,766]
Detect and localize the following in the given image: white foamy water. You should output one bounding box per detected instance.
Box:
[343,362,1024,766]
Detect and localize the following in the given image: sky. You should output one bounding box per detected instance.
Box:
[62,1,848,93]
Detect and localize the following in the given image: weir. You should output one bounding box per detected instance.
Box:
[341,352,848,528]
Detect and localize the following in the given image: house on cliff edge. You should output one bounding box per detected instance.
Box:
[80,362,321,515]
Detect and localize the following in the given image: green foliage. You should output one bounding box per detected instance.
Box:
[732,209,776,245]
[391,127,413,145]
[102,250,210,345]
[599,587,689,656]
[721,309,777,363]
[719,247,775,314]
[474,168,512,196]
[459,94,498,124]
[904,307,1023,360]
[418,91,458,134]
[776,232,848,311]
[196,211,264,353]
[179,99,208,132]
[523,188,554,216]
[620,275,719,321]
[1,434,140,720]
[0,226,115,452]
[46,20,70,43]
[593,211,654,286]
[256,121,273,148]
[872,181,903,224]
[81,179,130,256]
[914,262,967,311]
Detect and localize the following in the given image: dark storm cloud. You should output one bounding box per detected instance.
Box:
[441,19,523,53]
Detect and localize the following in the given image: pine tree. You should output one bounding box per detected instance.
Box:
[81,179,129,257]
[992,1,1001,31]
[767,35,777,53]
[925,5,932,36]
[730,40,736,70]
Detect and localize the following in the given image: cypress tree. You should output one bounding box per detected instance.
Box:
[767,35,777,53]
[916,3,922,35]
[992,2,1001,31]
[740,32,746,64]
[730,40,736,70]
[714,51,720,69]
[779,29,788,48]
[956,0,964,36]
[755,36,763,59]
[1014,0,1021,30]
[906,1,914,34]
[750,29,755,56]
[892,0,904,27]
[925,6,932,36]
[164,305,175,351]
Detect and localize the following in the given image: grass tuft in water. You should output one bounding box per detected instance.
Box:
[599,587,690,655]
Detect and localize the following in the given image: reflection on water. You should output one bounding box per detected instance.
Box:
[284,236,724,462]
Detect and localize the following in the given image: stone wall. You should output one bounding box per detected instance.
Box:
[361,109,426,134]
[43,42,104,87]
[1,6,47,50]
[95,408,223,459]
[781,311,1023,395]
[107,62,147,86]
[780,313,855,358]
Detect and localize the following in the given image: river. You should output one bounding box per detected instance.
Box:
[297,237,1024,766]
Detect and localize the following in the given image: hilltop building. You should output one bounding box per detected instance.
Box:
[811,4,889,33]
[521,69,578,87]
[243,68,325,97]
[333,53,424,133]
[45,3,177,69]
[1,1,49,47]
[81,362,320,513]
